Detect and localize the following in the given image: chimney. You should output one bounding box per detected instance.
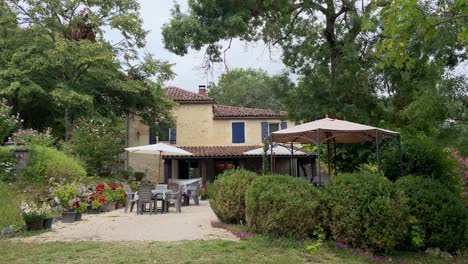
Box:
[198,85,206,96]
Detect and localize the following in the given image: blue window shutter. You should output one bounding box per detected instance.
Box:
[169,128,176,144]
[232,122,245,143]
[149,127,156,144]
[280,121,287,130]
[261,122,269,141]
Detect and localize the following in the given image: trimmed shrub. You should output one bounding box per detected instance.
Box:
[23,146,86,182]
[381,134,459,189]
[0,183,24,230]
[0,146,15,182]
[322,171,409,253]
[210,169,257,224]
[395,176,468,252]
[245,175,320,238]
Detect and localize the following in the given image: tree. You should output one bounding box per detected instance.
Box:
[0,1,174,139]
[208,68,291,112]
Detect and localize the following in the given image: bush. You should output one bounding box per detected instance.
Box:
[23,146,86,182]
[245,175,320,238]
[66,117,124,176]
[210,169,257,224]
[322,171,409,253]
[10,128,55,147]
[0,146,15,182]
[395,176,468,252]
[381,134,459,189]
[0,183,24,230]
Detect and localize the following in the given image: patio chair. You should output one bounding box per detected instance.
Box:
[186,184,200,206]
[123,183,138,213]
[137,185,155,215]
[165,183,183,213]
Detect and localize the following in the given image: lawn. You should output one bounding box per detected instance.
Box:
[0,236,455,264]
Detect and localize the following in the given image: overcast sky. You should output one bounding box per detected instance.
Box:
[134,0,286,93]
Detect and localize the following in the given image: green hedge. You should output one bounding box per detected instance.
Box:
[23,146,86,182]
[210,169,257,224]
[395,176,468,252]
[322,171,409,253]
[245,175,320,238]
[0,183,24,230]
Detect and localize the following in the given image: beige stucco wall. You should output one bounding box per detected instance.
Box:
[126,103,295,181]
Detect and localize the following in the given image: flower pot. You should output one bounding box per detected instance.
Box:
[102,203,113,212]
[87,206,100,214]
[110,202,117,211]
[42,218,53,229]
[61,211,76,223]
[26,219,44,231]
[201,196,208,201]
[75,212,82,221]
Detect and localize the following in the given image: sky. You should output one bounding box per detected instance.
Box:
[133,0,287,93]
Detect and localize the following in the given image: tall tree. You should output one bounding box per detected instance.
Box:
[208,68,292,112]
[0,1,174,139]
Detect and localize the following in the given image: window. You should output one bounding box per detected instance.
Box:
[268,123,280,133]
[232,122,245,143]
[154,125,176,144]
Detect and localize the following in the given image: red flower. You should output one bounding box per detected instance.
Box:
[74,201,80,207]
[97,183,105,189]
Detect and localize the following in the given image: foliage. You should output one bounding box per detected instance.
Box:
[23,147,86,183]
[54,184,79,211]
[395,176,468,252]
[306,227,325,255]
[89,183,108,209]
[66,117,124,176]
[210,169,257,224]
[0,182,24,229]
[74,200,87,214]
[322,172,409,253]
[208,68,292,112]
[199,185,208,198]
[113,185,127,204]
[20,201,48,222]
[133,171,145,181]
[0,1,174,139]
[10,128,55,147]
[0,146,15,182]
[245,175,320,238]
[381,133,459,189]
[0,98,21,143]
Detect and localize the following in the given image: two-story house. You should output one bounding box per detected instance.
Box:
[126,86,315,183]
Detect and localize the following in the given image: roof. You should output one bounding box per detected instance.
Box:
[272,117,399,144]
[213,105,288,119]
[165,86,215,103]
[163,145,314,158]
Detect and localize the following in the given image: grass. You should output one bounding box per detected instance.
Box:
[0,236,457,264]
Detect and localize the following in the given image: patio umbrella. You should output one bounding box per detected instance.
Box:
[125,143,192,182]
[271,116,400,184]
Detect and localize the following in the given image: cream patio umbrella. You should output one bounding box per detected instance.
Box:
[271,116,400,185]
[125,143,192,183]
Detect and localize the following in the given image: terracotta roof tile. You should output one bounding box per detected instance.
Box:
[164,145,313,158]
[213,105,287,119]
[165,86,215,103]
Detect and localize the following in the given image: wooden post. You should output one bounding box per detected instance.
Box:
[317,129,321,185]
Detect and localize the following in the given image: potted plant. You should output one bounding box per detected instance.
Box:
[102,184,115,212]
[113,184,127,209]
[199,185,208,200]
[21,202,45,231]
[74,200,87,221]
[54,184,79,223]
[88,184,106,214]
[40,203,56,229]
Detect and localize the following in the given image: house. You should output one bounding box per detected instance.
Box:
[126,85,315,183]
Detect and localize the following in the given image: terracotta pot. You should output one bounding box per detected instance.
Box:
[61,211,76,223]
[42,218,53,229]
[27,219,44,231]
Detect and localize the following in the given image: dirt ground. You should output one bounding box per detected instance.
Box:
[20,200,237,242]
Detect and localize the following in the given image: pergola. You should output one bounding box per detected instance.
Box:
[271,116,401,185]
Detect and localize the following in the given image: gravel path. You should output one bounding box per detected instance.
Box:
[20,200,237,242]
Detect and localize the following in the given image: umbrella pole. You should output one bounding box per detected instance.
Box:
[375,132,380,175]
[317,129,321,186]
[327,139,331,178]
[157,151,162,183]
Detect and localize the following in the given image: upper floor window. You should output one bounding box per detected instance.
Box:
[262,121,287,141]
[150,125,176,144]
[232,122,245,143]
[268,123,280,134]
